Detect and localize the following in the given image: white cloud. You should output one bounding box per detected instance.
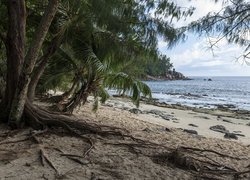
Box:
[158,0,250,76]
[172,0,223,27]
[168,37,249,76]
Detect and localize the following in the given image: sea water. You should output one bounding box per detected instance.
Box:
[144,76,250,111]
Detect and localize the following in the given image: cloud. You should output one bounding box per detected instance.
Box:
[172,0,223,27]
[167,37,249,76]
[158,0,250,76]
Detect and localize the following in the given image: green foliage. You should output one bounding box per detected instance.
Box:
[122,54,173,78]
[104,72,151,107]
[0,0,194,108]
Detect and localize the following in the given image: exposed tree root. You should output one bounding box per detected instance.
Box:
[39,147,59,175]
[1,101,248,179]
[179,146,247,160]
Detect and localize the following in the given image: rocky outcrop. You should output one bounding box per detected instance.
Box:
[145,69,191,81]
[165,69,186,80]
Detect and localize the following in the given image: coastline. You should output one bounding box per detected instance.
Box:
[98,96,250,145]
[1,97,250,179]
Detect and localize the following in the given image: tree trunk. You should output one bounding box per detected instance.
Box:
[63,83,91,113]
[58,79,78,103]
[0,0,26,122]
[8,0,59,127]
[28,35,62,102]
[27,56,48,102]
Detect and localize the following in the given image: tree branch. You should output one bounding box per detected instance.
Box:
[24,0,59,75]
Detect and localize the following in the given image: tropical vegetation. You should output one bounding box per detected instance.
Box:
[0,0,192,128]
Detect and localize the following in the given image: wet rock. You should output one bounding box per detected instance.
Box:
[224,133,238,140]
[217,104,236,110]
[209,125,229,133]
[183,129,198,135]
[188,124,198,127]
[129,108,141,114]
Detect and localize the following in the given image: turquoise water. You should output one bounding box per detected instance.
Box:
[144,77,250,110]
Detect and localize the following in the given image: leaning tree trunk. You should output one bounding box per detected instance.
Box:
[62,83,91,113]
[57,79,78,104]
[28,34,62,102]
[8,0,59,127]
[0,0,26,122]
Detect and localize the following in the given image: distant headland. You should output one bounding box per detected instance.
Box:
[143,68,192,81]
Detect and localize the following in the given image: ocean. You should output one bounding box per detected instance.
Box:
[144,76,250,111]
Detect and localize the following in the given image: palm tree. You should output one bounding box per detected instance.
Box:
[0,0,192,128]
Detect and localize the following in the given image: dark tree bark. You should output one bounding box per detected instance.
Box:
[7,0,59,127]
[63,81,95,113]
[0,0,26,122]
[63,84,88,113]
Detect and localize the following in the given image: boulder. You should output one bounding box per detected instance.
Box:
[188,124,198,128]
[209,125,229,133]
[224,133,238,140]
[183,129,198,135]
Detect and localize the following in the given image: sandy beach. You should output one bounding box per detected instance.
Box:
[0,97,250,179]
[99,97,250,145]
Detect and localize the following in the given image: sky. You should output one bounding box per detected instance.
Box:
[158,0,250,76]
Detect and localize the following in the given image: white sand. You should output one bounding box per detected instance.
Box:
[101,97,250,145]
[1,97,250,179]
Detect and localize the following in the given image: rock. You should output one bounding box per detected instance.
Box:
[246,122,250,126]
[148,109,163,115]
[129,108,141,114]
[208,78,212,81]
[165,127,171,132]
[209,125,229,133]
[183,129,198,135]
[173,121,179,123]
[161,115,170,121]
[188,124,198,127]
[224,133,238,140]
[222,119,234,124]
[196,116,210,120]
